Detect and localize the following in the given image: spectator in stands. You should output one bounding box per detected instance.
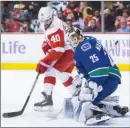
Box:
[104,8,115,31]
[7,1,14,12]
[57,11,65,21]
[115,2,125,16]
[83,7,94,27]
[1,2,10,21]
[83,19,101,32]
[117,18,130,32]
[63,8,72,17]
[79,1,86,13]
[4,18,23,32]
[66,1,78,11]
[104,1,113,10]
[123,8,130,14]
[89,1,101,10]
[18,1,25,9]
[20,20,34,32]
[94,10,100,19]
[2,1,130,33]
[80,1,93,28]
[79,2,92,19]
[27,2,39,19]
[63,1,79,17]
[23,9,31,21]
[11,4,24,20]
[92,10,101,28]
[72,11,84,30]
[115,11,130,29]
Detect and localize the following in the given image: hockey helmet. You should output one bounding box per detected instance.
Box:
[38,7,54,28]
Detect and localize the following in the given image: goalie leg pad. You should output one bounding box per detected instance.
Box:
[104,96,119,103]
[75,102,104,122]
[63,98,74,118]
[77,102,93,122]
[98,100,129,117]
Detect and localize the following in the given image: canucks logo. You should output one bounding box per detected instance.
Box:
[81,42,91,52]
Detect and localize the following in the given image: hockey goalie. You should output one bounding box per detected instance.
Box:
[63,29,129,125]
[34,7,79,109]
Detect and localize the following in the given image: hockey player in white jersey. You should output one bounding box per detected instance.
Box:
[34,7,81,110]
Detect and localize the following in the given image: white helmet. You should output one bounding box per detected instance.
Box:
[38,7,54,26]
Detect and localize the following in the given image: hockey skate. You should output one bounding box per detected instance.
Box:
[34,92,53,112]
[98,103,129,117]
[85,110,111,125]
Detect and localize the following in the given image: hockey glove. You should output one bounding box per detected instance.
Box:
[73,74,84,88]
[72,74,84,96]
[42,41,51,55]
[79,81,103,102]
[36,59,51,74]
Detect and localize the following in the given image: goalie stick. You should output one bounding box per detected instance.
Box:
[3,72,40,118]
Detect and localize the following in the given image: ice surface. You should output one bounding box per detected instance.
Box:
[1,71,130,127]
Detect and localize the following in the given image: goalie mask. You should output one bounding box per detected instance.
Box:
[69,27,83,49]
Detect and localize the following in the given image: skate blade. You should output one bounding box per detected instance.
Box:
[34,105,53,112]
[86,115,111,125]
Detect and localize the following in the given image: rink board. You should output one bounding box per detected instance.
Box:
[1,33,130,71]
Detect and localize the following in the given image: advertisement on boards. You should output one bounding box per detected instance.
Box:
[1,33,130,70]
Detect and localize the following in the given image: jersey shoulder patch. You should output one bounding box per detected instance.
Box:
[81,42,92,52]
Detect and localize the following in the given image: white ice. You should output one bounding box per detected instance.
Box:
[1,70,130,127]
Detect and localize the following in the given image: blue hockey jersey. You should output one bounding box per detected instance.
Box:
[74,36,121,86]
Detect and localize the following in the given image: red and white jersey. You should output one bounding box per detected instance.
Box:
[115,16,130,28]
[41,16,74,51]
[40,16,74,66]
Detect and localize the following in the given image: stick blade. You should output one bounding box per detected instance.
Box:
[3,111,22,118]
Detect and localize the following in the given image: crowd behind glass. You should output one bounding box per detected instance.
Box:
[1,1,130,33]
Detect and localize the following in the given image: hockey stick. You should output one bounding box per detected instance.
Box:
[3,72,40,118]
